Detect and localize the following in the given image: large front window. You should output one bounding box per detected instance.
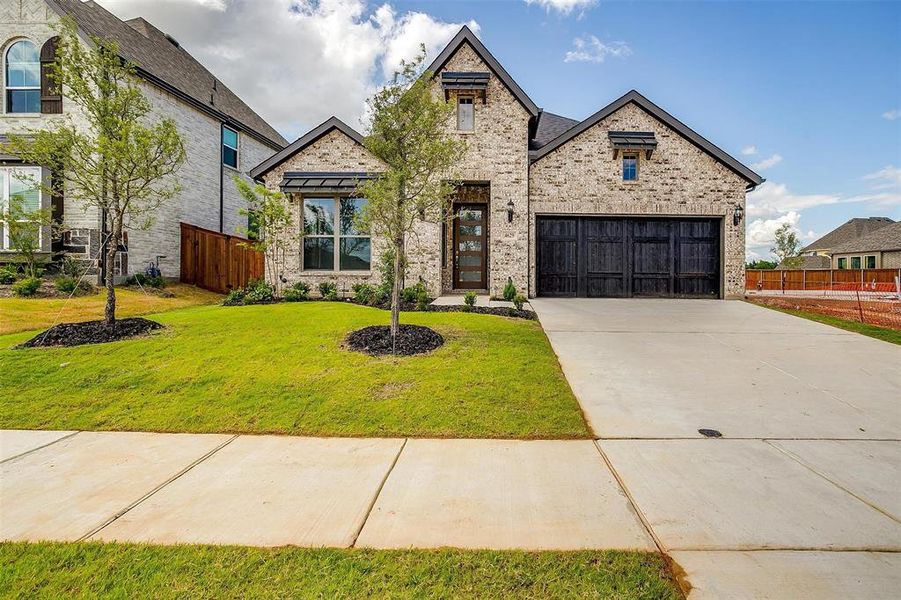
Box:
[1,167,42,250]
[303,196,370,271]
[5,40,40,113]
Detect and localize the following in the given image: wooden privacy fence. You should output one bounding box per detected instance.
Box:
[180,223,264,294]
[746,269,901,292]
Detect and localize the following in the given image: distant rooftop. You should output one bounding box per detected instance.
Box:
[829,221,901,254]
[802,217,895,252]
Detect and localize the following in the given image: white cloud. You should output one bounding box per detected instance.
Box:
[564,35,632,63]
[741,145,757,156]
[745,211,807,260]
[524,0,597,15]
[746,182,839,220]
[96,0,476,139]
[863,165,901,190]
[750,153,782,171]
[882,109,901,121]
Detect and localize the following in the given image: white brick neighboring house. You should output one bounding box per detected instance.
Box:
[251,27,764,300]
[0,0,286,279]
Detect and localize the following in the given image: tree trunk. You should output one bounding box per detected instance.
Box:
[390,237,403,350]
[104,222,118,326]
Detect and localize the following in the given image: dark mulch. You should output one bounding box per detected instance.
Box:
[345,324,444,356]
[19,317,164,348]
[426,304,538,320]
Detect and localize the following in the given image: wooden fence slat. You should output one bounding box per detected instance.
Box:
[746,268,900,292]
[179,222,263,294]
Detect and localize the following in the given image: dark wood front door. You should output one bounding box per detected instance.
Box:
[537,216,720,298]
[453,204,487,289]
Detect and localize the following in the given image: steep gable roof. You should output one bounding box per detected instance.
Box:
[249,117,364,180]
[47,0,287,150]
[427,26,539,117]
[802,217,895,252]
[828,221,901,254]
[531,111,579,150]
[530,90,764,188]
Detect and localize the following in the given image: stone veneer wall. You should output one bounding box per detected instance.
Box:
[0,0,278,279]
[529,102,748,298]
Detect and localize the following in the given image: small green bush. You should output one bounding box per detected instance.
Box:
[415,286,430,311]
[402,282,427,304]
[283,281,310,302]
[59,257,83,278]
[513,294,526,311]
[55,276,78,293]
[126,273,165,289]
[222,288,246,306]
[244,279,275,303]
[503,278,516,302]
[463,291,477,308]
[0,266,17,285]
[319,281,338,301]
[352,283,378,305]
[12,276,41,297]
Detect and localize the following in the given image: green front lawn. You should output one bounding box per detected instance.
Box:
[0,302,588,439]
[0,543,682,599]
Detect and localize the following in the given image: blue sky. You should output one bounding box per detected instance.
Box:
[101,0,901,259]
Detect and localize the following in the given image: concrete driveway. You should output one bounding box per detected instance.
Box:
[532,298,901,599]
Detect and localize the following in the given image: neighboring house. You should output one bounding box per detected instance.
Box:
[828,221,901,270]
[801,217,895,258]
[776,255,831,270]
[251,26,764,299]
[0,0,286,279]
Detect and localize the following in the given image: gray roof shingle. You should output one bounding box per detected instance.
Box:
[50,0,286,150]
[530,111,579,150]
[776,255,831,270]
[802,217,895,252]
[828,221,901,254]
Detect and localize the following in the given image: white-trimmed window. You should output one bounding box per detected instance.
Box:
[850,256,861,269]
[865,255,876,269]
[1,166,42,250]
[457,96,474,131]
[222,126,238,168]
[5,40,40,113]
[302,196,370,271]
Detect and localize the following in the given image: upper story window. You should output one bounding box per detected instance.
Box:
[222,126,239,169]
[457,97,474,132]
[302,196,370,271]
[5,40,40,114]
[865,255,876,269]
[622,153,638,181]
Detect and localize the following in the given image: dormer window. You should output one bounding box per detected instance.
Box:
[457,97,474,131]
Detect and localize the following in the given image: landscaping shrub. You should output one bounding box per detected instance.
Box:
[415,286,430,311]
[59,256,84,278]
[126,273,165,289]
[352,283,378,306]
[222,288,246,306]
[513,294,526,311]
[402,281,427,304]
[283,281,310,302]
[463,291,477,311]
[0,266,17,285]
[222,279,275,306]
[503,278,516,302]
[376,247,402,300]
[318,281,338,301]
[12,276,41,297]
[54,276,78,293]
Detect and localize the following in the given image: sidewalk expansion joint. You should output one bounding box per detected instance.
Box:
[592,439,667,554]
[1,431,81,464]
[350,437,407,548]
[76,434,239,542]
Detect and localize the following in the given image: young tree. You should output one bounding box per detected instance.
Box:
[357,48,466,343]
[3,19,185,325]
[771,222,802,268]
[234,177,295,296]
[5,186,53,278]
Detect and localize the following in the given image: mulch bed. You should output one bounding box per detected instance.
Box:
[19,317,164,348]
[346,298,537,320]
[345,324,444,356]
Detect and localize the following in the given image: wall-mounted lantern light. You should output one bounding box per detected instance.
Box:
[507,199,515,223]
[733,204,744,227]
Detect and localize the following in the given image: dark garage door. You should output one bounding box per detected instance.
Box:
[536,217,720,298]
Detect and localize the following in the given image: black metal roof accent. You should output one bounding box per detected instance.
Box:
[427,26,539,117]
[250,117,365,180]
[531,90,764,188]
[440,71,490,89]
[608,131,658,149]
[279,171,376,194]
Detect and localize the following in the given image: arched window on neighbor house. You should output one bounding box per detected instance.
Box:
[5,39,41,113]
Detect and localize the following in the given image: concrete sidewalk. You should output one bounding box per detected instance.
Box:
[0,430,653,551]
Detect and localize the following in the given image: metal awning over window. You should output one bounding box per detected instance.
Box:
[440,71,490,102]
[608,131,657,159]
[280,172,376,195]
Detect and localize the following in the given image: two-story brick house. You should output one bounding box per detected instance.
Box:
[251,26,763,299]
[0,0,286,279]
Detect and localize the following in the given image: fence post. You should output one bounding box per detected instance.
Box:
[802,269,806,291]
[855,288,864,324]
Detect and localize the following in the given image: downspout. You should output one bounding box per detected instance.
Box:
[219,122,224,232]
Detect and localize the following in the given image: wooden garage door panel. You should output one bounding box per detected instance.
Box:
[536,217,720,299]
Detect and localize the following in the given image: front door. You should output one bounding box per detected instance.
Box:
[453,204,487,289]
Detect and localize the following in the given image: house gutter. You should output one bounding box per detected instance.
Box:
[219,122,224,232]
